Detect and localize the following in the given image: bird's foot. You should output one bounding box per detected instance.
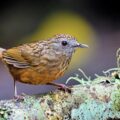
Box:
[47,82,71,93]
[57,84,71,93]
[14,93,26,101]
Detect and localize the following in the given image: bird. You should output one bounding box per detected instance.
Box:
[0,34,88,98]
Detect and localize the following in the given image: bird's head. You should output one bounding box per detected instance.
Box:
[49,34,88,57]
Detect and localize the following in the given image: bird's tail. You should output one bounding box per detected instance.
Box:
[0,47,6,59]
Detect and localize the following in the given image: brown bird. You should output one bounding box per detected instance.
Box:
[0,34,88,97]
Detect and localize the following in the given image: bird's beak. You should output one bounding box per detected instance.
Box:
[73,43,89,48]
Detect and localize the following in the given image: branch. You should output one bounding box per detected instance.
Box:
[0,76,120,120]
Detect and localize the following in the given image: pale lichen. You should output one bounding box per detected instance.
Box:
[71,100,120,120]
[0,96,46,120]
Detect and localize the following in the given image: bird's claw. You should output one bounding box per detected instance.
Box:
[57,84,71,93]
[14,93,26,102]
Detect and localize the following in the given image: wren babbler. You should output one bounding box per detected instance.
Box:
[0,34,88,97]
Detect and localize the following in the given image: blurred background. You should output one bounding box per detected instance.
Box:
[0,0,120,99]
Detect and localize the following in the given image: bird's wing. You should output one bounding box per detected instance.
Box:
[2,42,45,68]
[3,47,30,68]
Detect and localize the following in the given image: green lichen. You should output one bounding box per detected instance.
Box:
[0,106,12,120]
[116,47,120,68]
[111,88,120,111]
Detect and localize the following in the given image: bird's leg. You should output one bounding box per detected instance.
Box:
[14,80,17,97]
[14,80,25,100]
[47,82,71,93]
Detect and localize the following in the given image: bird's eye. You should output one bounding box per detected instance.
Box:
[61,41,68,46]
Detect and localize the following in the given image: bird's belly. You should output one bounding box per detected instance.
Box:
[10,67,65,85]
